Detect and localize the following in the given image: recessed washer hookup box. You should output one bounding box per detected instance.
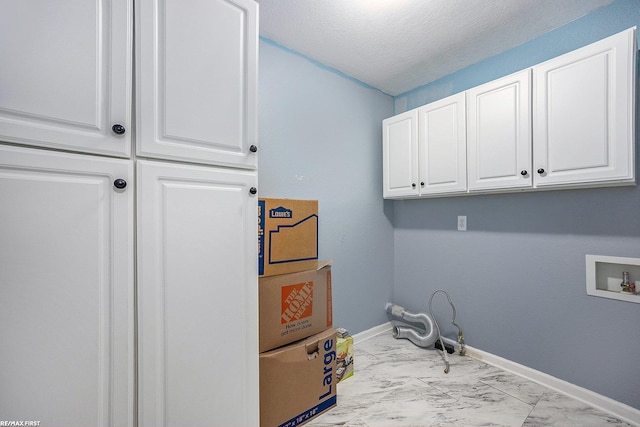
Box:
[260,328,337,427]
[258,198,318,277]
[259,260,333,353]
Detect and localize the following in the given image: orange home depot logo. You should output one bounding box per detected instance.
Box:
[281,281,314,323]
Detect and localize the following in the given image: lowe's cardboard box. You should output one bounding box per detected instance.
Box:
[259,260,332,353]
[260,328,337,427]
[259,198,318,277]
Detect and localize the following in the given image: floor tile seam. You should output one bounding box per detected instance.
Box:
[426,377,541,419]
[415,378,465,405]
[520,394,542,427]
[412,377,462,405]
[479,379,541,408]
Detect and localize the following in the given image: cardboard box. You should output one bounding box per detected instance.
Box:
[259,261,333,353]
[259,198,318,277]
[336,335,353,383]
[260,329,337,427]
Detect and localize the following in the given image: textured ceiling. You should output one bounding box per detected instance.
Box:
[258,0,613,96]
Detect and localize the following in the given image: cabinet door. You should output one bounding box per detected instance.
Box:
[533,28,636,187]
[137,160,259,427]
[0,1,132,157]
[467,70,532,191]
[383,109,419,198]
[136,0,258,169]
[0,145,134,427]
[418,93,467,195]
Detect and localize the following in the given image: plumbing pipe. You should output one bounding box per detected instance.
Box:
[385,303,438,348]
[428,289,466,355]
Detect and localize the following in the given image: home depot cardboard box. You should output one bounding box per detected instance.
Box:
[259,198,318,277]
[259,260,332,353]
[260,328,337,427]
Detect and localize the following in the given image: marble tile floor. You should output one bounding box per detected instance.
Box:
[308,332,635,427]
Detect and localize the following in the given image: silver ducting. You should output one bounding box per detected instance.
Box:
[385,303,438,348]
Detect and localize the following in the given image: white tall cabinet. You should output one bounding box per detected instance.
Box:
[0,145,134,427]
[0,1,259,426]
[0,0,132,157]
[137,161,258,427]
[136,0,258,169]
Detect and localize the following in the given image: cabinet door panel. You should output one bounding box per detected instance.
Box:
[137,160,258,427]
[418,93,467,195]
[0,145,134,427]
[0,0,132,157]
[383,110,419,198]
[136,0,258,169]
[467,70,531,191]
[533,28,636,187]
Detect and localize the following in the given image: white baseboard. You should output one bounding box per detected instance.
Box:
[355,322,640,426]
[352,322,392,343]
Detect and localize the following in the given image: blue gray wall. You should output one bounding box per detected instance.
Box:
[258,40,395,334]
[259,0,640,411]
[392,0,640,410]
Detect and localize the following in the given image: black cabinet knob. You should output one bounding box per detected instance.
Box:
[112,124,126,135]
[113,179,127,189]
[520,170,528,176]
[411,183,416,188]
[420,182,425,186]
[537,168,545,174]
[249,187,257,195]
[249,145,258,153]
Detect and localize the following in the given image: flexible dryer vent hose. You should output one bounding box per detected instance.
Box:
[386,290,465,374]
[385,303,438,348]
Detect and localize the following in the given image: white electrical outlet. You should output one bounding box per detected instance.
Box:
[457,216,467,231]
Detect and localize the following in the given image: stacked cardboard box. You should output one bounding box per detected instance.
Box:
[259,198,337,427]
[260,329,337,427]
[259,198,319,277]
[259,260,333,352]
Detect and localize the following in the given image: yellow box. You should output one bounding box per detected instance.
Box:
[336,335,353,383]
[258,198,319,277]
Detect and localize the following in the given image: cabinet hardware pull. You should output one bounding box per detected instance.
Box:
[420,182,425,186]
[113,179,127,189]
[537,168,545,174]
[112,124,126,135]
[249,145,258,153]
[411,183,416,188]
[249,187,257,195]
[520,170,528,176]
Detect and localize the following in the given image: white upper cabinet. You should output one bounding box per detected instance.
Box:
[0,0,258,168]
[418,93,467,195]
[383,109,419,198]
[467,70,532,191]
[383,93,466,198]
[136,0,258,169]
[533,27,636,188]
[0,1,132,158]
[383,27,636,199]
